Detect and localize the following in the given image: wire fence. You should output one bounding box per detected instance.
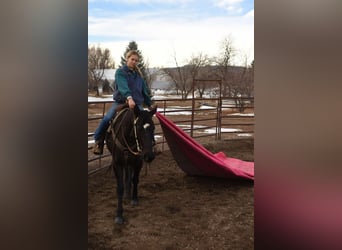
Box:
[88,96,254,174]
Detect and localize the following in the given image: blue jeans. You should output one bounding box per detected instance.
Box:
[94,102,143,141]
[94,102,119,141]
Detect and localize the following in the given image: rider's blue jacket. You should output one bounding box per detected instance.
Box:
[113,65,152,107]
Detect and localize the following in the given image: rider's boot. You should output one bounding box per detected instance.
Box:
[93,139,104,155]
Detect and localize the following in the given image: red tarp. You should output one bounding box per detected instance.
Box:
[156,112,254,181]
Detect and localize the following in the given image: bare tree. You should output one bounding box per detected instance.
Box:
[230,57,254,112]
[187,54,217,98]
[239,58,254,98]
[144,65,160,90]
[212,36,237,97]
[161,51,186,98]
[88,45,115,96]
[161,52,212,99]
[194,65,219,98]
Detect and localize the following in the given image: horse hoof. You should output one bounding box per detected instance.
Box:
[131,200,139,206]
[114,217,124,224]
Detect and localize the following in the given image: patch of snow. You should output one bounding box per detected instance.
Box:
[204,128,242,134]
[230,113,254,116]
[237,133,253,137]
[88,96,113,102]
[199,105,216,109]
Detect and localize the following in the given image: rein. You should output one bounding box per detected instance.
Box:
[111,108,142,156]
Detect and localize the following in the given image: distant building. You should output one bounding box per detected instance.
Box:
[150,75,173,90]
[101,69,116,86]
[97,68,172,90]
[90,69,116,94]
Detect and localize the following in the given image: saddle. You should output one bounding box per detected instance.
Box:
[115,103,129,113]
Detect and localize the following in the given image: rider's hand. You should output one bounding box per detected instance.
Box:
[148,104,156,111]
[127,98,135,109]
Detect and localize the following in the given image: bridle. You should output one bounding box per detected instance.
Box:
[111,108,142,156]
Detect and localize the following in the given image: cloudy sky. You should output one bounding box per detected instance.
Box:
[88,0,254,68]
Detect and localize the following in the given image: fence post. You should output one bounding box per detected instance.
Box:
[191,79,195,137]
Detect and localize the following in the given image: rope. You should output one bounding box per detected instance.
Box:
[111,108,142,156]
[133,117,142,152]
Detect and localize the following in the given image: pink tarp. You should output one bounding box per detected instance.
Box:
[156,112,254,181]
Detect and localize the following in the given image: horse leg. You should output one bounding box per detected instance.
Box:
[124,164,132,201]
[131,160,143,206]
[113,162,125,224]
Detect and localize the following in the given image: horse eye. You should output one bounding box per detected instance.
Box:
[143,123,150,129]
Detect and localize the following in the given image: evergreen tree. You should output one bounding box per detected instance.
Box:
[120,41,149,86]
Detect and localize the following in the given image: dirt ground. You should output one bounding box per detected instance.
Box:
[88,139,254,249]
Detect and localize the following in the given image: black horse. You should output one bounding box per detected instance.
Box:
[105,104,157,224]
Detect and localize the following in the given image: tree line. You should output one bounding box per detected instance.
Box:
[88,39,254,100]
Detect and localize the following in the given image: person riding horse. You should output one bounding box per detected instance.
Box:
[93,50,154,155]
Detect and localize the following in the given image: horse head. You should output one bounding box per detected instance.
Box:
[134,105,157,163]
